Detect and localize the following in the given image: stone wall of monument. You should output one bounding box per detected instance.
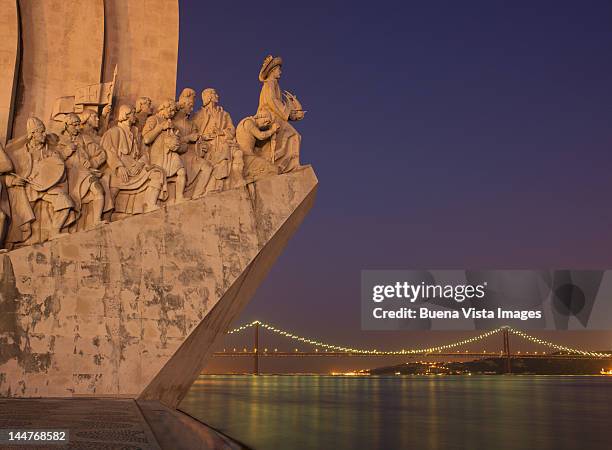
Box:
[0,0,179,141]
[0,167,317,405]
[12,0,106,139]
[103,0,179,109]
[0,0,19,145]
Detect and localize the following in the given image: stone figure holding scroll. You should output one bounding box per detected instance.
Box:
[101,105,165,215]
[5,117,76,242]
[60,113,110,228]
[257,55,305,173]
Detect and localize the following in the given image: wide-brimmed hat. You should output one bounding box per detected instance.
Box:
[259,55,283,81]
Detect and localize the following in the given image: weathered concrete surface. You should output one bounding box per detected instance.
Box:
[0,167,317,401]
[0,398,240,449]
[0,0,19,145]
[139,167,318,407]
[11,0,105,138]
[103,0,179,108]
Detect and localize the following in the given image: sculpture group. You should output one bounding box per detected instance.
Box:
[0,55,305,250]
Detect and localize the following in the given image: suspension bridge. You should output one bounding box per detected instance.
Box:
[213,321,612,375]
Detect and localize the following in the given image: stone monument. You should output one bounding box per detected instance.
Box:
[0,1,315,446]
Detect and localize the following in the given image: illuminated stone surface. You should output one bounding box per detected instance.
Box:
[0,167,317,407]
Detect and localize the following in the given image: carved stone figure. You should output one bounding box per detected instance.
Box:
[194,88,236,193]
[174,88,212,198]
[5,117,76,242]
[135,96,154,133]
[79,109,102,138]
[60,113,110,228]
[143,100,188,203]
[236,111,280,182]
[257,55,305,173]
[0,144,14,249]
[227,137,246,190]
[101,105,164,215]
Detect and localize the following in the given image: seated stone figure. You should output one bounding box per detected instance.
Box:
[236,111,280,182]
[143,99,188,203]
[101,105,165,216]
[174,88,212,199]
[5,117,76,243]
[60,113,111,228]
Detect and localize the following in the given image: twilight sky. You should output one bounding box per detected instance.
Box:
[176,1,612,372]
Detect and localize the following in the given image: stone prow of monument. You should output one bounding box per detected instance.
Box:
[0,166,317,407]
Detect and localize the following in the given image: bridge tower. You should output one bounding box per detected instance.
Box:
[254,322,260,376]
[502,327,512,374]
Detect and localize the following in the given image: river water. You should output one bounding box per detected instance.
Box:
[179,375,612,450]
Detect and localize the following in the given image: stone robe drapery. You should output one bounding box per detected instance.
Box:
[193,106,234,181]
[257,79,301,172]
[61,133,112,213]
[100,123,165,214]
[173,111,212,194]
[5,135,76,244]
[236,116,279,182]
[143,116,185,178]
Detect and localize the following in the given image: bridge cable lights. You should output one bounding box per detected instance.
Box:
[226,321,610,357]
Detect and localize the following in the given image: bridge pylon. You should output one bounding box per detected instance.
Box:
[254,322,260,376]
[502,327,512,374]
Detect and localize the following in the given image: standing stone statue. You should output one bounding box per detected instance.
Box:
[5,117,76,241]
[134,96,154,134]
[174,88,212,199]
[101,105,165,215]
[257,55,305,173]
[194,88,235,193]
[60,113,110,228]
[236,111,280,182]
[143,100,188,203]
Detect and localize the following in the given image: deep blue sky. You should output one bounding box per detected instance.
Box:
[177,1,612,371]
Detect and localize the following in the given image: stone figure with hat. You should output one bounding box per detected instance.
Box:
[257,54,305,173]
[4,116,77,243]
[60,113,111,229]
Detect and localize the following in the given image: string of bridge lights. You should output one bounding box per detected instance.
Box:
[507,328,611,358]
[226,320,610,357]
